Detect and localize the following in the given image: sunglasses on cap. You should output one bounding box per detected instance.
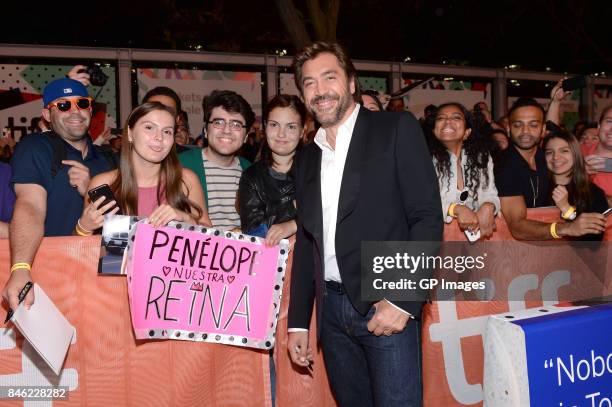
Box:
[47,97,93,112]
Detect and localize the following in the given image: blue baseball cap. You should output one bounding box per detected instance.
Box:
[42,78,89,107]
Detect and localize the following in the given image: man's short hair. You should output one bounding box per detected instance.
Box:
[142,86,182,113]
[579,121,598,137]
[292,41,361,102]
[507,97,546,120]
[599,104,612,123]
[202,90,255,130]
[424,104,437,117]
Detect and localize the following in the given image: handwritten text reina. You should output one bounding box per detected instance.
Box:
[143,229,264,333]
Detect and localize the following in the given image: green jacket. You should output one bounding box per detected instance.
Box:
[179,148,251,206]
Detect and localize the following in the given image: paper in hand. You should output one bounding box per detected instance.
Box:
[12,283,74,375]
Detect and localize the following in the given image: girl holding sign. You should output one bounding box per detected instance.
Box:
[238,95,305,245]
[77,102,211,233]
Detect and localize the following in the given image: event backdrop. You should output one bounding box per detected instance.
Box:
[279,73,493,118]
[137,68,263,138]
[0,64,117,141]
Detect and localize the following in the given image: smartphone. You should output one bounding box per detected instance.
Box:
[604,157,612,173]
[87,184,121,215]
[562,76,587,92]
[603,208,612,217]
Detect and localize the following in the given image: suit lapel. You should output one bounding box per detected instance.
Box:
[301,146,324,242]
[337,108,369,224]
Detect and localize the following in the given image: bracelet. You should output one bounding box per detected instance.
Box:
[10,263,31,273]
[550,222,561,239]
[75,219,93,236]
[75,227,90,237]
[448,203,459,218]
[561,206,577,220]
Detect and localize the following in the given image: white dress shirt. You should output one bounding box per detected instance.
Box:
[313,104,360,283]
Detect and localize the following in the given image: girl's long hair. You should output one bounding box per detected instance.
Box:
[542,130,592,212]
[424,102,495,201]
[110,102,202,219]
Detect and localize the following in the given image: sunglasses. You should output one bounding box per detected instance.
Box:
[47,97,93,112]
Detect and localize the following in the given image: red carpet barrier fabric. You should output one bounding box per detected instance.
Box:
[422,208,612,407]
[0,236,272,407]
[0,208,609,406]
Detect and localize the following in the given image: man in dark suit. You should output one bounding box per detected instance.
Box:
[287,42,443,407]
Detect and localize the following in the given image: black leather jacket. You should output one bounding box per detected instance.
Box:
[238,160,297,233]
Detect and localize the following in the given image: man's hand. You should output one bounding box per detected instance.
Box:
[585,155,606,174]
[558,213,607,237]
[550,78,571,101]
[552,185,571,213]
[287,331,313,367]
[476,203,496,238]
[62,160,91,197]
[67,65,91,87]
[2,268,34,311]
[366,300,409,336]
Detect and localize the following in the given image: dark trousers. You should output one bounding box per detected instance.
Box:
[320,283,423,407]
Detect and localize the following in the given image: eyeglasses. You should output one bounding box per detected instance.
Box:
[47,97,93,112]
[207,118,246,131]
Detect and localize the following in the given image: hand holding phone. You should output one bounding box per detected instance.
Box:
[465,229,481,243]
[87,184,121,215]
[604,157,612,173]
[562,76,587,92]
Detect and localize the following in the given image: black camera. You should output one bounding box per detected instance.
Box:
[78,65,108,87]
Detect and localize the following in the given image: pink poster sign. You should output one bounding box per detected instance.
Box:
[125,221,289,350]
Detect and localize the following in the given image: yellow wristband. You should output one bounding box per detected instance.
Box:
[75,219,93,236]
[77,219,93,234]
[75,227,90,236]
[550,222,561,239]
[10,263,31,273]
[448,203,458,218]
[561,206,576,220]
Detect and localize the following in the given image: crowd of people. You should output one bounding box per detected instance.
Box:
[0,41,610,406]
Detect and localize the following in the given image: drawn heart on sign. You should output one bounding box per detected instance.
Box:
[227,276,235,284]
[162,266,172,277]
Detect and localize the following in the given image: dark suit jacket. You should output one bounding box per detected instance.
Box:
[288,107,444,332]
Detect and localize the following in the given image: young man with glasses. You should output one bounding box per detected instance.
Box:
[2,78,113,310]
[179,90,253,230]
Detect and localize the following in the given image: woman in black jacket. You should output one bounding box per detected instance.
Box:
[238,94,305,245]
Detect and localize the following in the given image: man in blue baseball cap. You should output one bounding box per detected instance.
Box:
[2,77,113,311]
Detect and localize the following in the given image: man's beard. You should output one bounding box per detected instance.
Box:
[308,88,352,128]
[512,134,540,151]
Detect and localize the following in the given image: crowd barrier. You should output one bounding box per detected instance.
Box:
[0,208,610,406]
[422,208,611,407]
[0,237,271,406]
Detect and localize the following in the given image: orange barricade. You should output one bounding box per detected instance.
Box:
[422,208,612,407]
[274,237,337,407]
[0,236,271,407]
[1,209,609,406]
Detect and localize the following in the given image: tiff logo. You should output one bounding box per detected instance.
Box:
[428,270,570,405]
[0,327,78,406]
